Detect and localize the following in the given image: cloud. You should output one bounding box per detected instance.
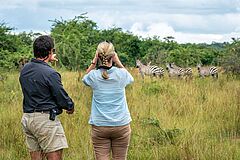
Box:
[88,11,240,35]
[129,22,240,44]
[34,0,240,14]
[130,22,175,38]
[0,0,41,9]
[0,0,240,43]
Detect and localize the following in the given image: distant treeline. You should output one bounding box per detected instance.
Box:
[0,14,239,73]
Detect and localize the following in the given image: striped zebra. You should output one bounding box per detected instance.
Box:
[166,63,183,78]
[197,64,218,78]
[136,60,164,79]
[170,63,193,78]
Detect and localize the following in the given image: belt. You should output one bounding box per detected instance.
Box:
[25,110,50,113]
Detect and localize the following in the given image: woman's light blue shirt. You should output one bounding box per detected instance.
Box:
[82,67,134,126]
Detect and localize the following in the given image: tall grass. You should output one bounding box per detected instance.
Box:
[0,69,240,160]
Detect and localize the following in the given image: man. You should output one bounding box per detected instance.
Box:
[19,35,74,160]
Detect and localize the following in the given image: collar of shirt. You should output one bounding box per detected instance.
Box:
[31,58,50,67]
[99,66,117,74]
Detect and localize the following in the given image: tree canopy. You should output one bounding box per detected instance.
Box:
[0,16,239,74]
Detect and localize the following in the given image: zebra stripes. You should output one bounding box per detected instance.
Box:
[135,60,219,79]
[166,63,192,78]
[136,60,164,78]
[171,63,193,78]
[197,64,218,78]
[166,63,182,77]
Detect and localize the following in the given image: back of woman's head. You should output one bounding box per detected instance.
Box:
[97,41,116,79]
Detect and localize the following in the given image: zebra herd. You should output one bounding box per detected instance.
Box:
[136,60,218,79]
[136,60,164,79]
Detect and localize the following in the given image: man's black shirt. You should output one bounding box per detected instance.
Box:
[19,58,74,113]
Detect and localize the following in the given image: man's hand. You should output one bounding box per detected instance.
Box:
[66,108,74,114]
[49,54,58,62]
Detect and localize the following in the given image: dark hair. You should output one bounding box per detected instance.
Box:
[33,35,54,58]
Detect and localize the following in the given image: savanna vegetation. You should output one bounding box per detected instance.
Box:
[0,70,240,159]
[1,14,240,160]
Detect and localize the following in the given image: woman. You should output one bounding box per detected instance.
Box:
[82,41,134,160]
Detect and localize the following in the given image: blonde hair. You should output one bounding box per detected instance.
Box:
[96,41,116,79]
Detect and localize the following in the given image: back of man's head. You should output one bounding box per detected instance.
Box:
[33,35,54,58]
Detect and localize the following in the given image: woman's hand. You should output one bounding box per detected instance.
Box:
[113,53,124,68]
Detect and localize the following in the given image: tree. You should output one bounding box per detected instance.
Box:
[51,15,100,70]
[0,23,33,70]
[221,38,240,74]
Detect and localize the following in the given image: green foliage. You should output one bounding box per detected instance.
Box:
[99,28,142,66]
[141,81,176,96]
[141,117,161,127]
[0,23,33,70]
[141,117,184,145]
[0,15,239,73]
[221,39,240,74]
[141,82,161,96]
[51,15,99,70]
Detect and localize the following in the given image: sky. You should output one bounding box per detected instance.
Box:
[0,0,240,44]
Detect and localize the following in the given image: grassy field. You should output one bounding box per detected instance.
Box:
[0,69,240,160]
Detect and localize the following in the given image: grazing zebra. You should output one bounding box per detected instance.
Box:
[166,63,183,78]
[136,60,164,79]
[197,64,218,78]
[170,63,193,78]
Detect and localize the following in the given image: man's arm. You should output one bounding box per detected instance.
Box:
[48,72,74,114]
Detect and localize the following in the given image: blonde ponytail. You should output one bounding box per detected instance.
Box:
[97,41,116,79]
[102,71,109,79]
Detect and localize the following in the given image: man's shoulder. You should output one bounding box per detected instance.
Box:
[34,62,58,77]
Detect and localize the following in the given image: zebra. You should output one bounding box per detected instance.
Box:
[166,63,183,78]
[197,64,218,78]
[170,63,193,79]
[136,60,164,79]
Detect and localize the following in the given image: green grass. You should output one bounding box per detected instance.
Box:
[0,69,240,160]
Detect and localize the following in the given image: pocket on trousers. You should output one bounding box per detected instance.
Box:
[21,115,28,130]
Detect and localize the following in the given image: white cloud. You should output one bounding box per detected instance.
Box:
[130,22,175,38]
[0,0,40,9]
[1,0,240,43]
[175,33,224,44]
[129,22,240,44]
